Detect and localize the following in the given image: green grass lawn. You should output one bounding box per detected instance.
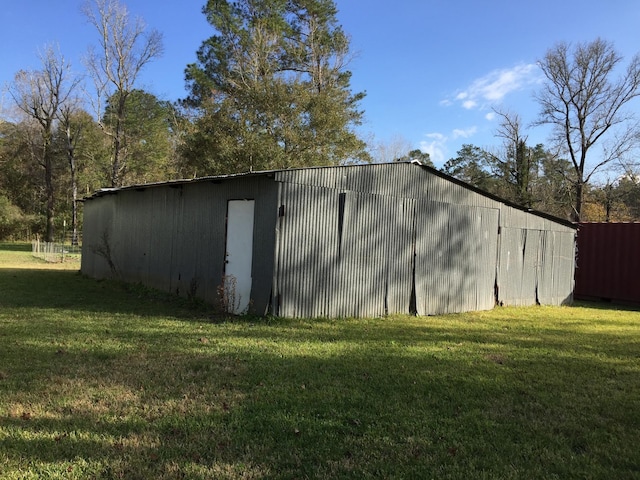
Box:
[1,243,639,479]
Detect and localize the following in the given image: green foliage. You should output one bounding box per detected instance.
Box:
[0,196,29,240]
[1,246,639,478]
[443,143,577,219]
[535,153,576,219]
[616,175,640,219]
[0,120,45,218]
[0,93,181,243]
[582,175,640,222]
[102,90,179,184]
[181,0,368,174]
[442,144,499,193]
[395,148,434,167]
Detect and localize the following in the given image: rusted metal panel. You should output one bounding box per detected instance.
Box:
[575,223,640,304]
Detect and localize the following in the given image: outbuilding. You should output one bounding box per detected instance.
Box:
[81,162,576,317]
[575,222,640,306]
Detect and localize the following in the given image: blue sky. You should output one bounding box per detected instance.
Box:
[2,0,640,168]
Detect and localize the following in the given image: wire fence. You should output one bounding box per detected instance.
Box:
[32,237,82,263]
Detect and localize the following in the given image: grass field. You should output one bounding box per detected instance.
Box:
[0,242,639,479]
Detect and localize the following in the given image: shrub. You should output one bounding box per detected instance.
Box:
[0,195,28,240]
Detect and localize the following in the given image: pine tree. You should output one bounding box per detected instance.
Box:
[182,0,368,174]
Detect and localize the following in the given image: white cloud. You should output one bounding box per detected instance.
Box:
[447,63,541,111]
[452,127,477,139]
[419,133,448,165]
[485,112,496,121]
[420,127,477,166]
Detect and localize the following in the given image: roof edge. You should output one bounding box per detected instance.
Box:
[82,161,576,229]
[409,161,576,229]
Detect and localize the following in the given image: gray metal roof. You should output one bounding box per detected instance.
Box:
[83,161,576,229]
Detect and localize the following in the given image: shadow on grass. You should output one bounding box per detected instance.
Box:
[1,323,638,479]
[1,265,639,477]
[573,299,640,312]
[0,242,32,252]
[0,268,218,321]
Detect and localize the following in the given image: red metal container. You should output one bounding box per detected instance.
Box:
[575,222,640,305]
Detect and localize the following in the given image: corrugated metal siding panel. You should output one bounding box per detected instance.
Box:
[496,228,534,306]
[500,206,530,229]
[338,192,414,317]
[474,207,501,309]
[537,230,575,305]
[275,183,415,318]
[81,177,278,313]
[276,163,504,209]
[575,223,640,304]
[145,187,179,293]
[83,163,577,318]
[522,230,542,304]
[81,196,116,279]
[275,163,573,316]
[497,228,575,306]
[385,198,416,314]
[414,202,499,315]
[114,190,151,283]
[414,201,454,315]
[500,204,574,233]
[275,182,339,317]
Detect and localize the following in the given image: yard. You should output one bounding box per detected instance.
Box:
[0,243,638,479]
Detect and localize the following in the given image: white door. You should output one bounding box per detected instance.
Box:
[224,200,255,314]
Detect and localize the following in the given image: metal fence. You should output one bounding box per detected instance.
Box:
[32,239,81,263]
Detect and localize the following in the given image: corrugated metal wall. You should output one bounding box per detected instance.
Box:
[414,201,499,315]
[495,228,575,307]
[575,223,640,304]
[82,162,576,318]
[273,183,414,317]
[81,176,278,314]
[274,163,575,317]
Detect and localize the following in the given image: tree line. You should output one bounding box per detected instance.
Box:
[1,0,639,242]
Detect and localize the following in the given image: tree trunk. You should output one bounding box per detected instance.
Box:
[44,152,55,242]
[67,133,79,245]
[111,112,125,187]
[111,135,121,188]
[71,175,78,245]
[573,181,584,222]
[69,147,78,245]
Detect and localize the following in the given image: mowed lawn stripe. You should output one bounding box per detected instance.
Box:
[1,244,639,479]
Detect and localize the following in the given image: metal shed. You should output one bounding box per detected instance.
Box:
[574,222,640,305]
[81,162,576,317]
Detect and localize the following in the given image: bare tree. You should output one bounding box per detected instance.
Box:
[490,109,537,207]
[8,46,80,241]
[371,134,415,164]
[58,99,89,245]
[534,38,640,221]
[83,0,163,187]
